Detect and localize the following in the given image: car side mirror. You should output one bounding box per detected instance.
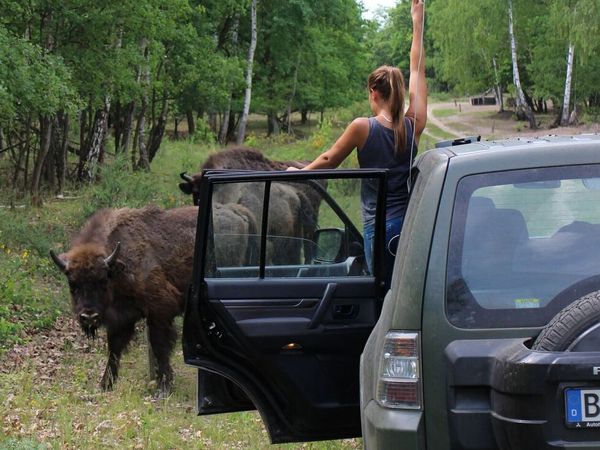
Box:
[314,228,344,263]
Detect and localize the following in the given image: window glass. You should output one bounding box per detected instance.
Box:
[447,165,600,328]
[205,175,377,279]
[206,182,264,278]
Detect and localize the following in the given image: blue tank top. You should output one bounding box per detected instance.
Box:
[358,117,417,227]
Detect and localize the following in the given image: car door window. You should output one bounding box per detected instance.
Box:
[205,175,379,279]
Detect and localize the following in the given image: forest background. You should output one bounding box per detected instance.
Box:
[1,0,599,204]
[1,0,600,448]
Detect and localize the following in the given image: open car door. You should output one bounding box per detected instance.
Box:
[182,169,387,443]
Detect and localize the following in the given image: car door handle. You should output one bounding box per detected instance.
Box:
[307,283,337,329]
[333,304,357,319]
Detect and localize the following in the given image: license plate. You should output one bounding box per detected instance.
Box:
[565,388,600,428]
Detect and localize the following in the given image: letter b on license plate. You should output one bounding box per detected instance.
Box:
[565,388,600,428]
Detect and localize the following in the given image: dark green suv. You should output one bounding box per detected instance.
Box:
[182,134,600,449]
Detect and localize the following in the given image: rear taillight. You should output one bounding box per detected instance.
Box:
[376,332,422,409]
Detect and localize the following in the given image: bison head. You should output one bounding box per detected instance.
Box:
[179,172,201,205]
[50,242,121,338]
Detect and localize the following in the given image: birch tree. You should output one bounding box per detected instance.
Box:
[507,0,536,129]
[561,43,575,126]
[237,0,257,145]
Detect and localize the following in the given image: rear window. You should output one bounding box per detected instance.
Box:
[447,165,600,328]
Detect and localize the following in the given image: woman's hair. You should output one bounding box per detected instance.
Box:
[367,65,406,152]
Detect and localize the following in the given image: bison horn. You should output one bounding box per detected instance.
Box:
[49,250,68,272]
[180,172,193,182]
[104,242,121,267]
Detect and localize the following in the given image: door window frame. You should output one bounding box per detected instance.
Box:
[192,169,388,288]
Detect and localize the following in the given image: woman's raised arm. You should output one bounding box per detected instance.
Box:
[405,0,427,139]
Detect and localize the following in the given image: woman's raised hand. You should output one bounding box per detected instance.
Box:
[411,0,424,23]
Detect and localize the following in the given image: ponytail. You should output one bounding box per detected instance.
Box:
[367,65,407,153]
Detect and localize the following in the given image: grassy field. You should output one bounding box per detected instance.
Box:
[0,113,364,449]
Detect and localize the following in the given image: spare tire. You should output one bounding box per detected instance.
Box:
[532,290,600,351]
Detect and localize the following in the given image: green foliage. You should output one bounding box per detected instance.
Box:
[251,0,369,120]
[367,0,413,74]
[82,154,183,215]
[89,157,156,208]
[0,25,78,123]
[429,0,510,95]
[0,207,70,256]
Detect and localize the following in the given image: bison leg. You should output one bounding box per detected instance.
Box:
[100,322,136,391]
[147,318,177,397]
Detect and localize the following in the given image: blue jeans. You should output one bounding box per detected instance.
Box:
[363,215,404,290]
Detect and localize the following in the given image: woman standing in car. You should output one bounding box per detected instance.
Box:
[289,0,427,289]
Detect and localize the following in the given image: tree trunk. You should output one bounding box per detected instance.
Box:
[226,113,237,143]
[560,42,575,126]
[113,100,123,152]
[77,101,92,181]
[148,88,168,162]
[121,100,136,156]
[186,110,196,136]
[173,117,179,140]
[84,96,111,181]
[12,117,31,192]
[492,55,504,112]
[219,15,240,145]
[208,112,218,135]
[286,54,300,134]
[236,0,258,145]
[267,113,279,136]
[44,128,56,187]
[301,109,308,125]
[219,100,232,144]
[30,115,53,206]
[56,112,69,194]
[135,100,150,170]
[136,38,151,171]
[507,0,536,129]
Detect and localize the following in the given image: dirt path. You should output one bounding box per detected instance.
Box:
[427,102,464,138]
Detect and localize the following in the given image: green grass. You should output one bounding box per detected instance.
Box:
[0,321,360,448]
[423,122,459,141]
[0,120,362,449]
[445,121,472,133]
[432,108,460,119]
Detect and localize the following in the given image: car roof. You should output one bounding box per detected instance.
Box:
[419,134,600,173]
[445,133,600,157]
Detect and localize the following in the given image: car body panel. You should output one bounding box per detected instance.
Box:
[360,134,600,449]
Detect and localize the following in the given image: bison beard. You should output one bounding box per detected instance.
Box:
[50,204,256,395]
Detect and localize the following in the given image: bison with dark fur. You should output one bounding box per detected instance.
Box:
[179,146,323,264]
[50,204,256,394]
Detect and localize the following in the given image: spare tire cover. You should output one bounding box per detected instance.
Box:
[533,290,600,351]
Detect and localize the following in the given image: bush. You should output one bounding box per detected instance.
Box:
[82,154,161,215]
[581,107,600,126]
